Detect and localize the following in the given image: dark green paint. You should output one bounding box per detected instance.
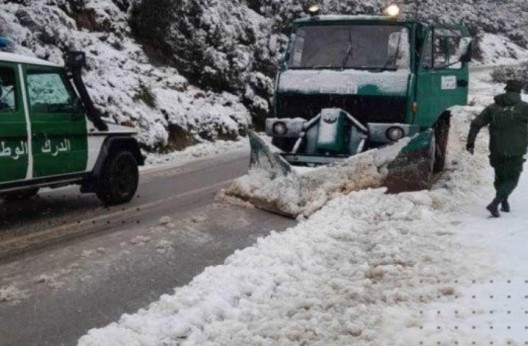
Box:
[0,62,28,183]
[23,65,88,178]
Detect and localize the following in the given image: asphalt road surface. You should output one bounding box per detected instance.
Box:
[0,150,296,346]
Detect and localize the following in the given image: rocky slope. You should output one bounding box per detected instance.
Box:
[1,0,527,151]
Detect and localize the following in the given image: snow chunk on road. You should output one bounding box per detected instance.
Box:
[224,138,409,218]
[0,285,28,305]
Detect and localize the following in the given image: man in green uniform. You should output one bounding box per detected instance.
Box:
[467,80,528,217]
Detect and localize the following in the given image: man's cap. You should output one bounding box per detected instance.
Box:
[505,79,524,92]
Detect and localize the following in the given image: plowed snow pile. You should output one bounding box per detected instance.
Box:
[223,139,409,218]
[78,109,495,345]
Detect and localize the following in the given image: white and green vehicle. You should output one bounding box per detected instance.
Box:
[0,50,143,205]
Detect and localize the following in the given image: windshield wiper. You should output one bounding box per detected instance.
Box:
[373,34,402,72]
[341,30,354,70]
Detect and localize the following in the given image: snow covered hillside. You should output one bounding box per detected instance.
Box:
[0,1,252,149]
[1,0,528,153]
[78,70,527,345]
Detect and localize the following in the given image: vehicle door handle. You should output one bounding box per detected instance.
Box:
[457,80,468,88]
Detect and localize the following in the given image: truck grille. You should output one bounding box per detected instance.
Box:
[276,94,407,124]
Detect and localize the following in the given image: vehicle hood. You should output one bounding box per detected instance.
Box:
[277,69,410,97]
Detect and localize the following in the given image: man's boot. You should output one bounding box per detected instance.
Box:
[486,197,503,218]
[501,199,511,213]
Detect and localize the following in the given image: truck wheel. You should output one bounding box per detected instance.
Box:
[433,115,450,173]
[0,188,40,201]
[384,131,435,193]
[96,151,139,206]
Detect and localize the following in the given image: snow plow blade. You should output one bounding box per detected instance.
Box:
[248,130,292,178]
[223,130,435,219]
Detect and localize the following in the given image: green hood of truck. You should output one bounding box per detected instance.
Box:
[277,69,410,97]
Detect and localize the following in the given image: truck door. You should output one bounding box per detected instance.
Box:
[0,63,29,184]
[24,66,88,178]
[415,25,470,128]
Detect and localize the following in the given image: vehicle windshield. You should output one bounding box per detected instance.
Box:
[288,24,410,71]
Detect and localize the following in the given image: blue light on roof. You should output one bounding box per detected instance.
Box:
[0,36,10,48]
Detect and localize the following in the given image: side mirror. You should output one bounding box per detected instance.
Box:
[456,37,473,63]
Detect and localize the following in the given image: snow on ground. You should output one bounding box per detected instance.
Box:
[389,70,528,345]
[145,139,249,169]
[0,285,27,305]
[78,70,516,345]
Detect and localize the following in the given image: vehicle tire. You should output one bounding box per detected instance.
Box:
[0,187,40,201]
[96,151,139,206]
[384,131,435,193]
[433,115,451,173]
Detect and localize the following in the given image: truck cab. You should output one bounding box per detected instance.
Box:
[266,15,472,172]
[0,51,144,205]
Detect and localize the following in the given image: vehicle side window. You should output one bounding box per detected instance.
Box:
[422,28,464,70]
[27,71,74,113]
[433,29,464,70]
[0,67,17,113]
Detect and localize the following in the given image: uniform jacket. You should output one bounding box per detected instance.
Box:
[468,92,528,157]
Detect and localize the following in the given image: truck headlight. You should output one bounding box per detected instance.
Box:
[273,122,288,136]
[386,126,405,141]
[384,4,401,17]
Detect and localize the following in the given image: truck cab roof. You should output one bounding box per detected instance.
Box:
[0,51,60,68]
[293,15,420,26]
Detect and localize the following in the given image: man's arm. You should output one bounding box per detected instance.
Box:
[467,106,492,154]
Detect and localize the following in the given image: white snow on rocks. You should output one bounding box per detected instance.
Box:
[478,33,528,66]
[0,2,251,149]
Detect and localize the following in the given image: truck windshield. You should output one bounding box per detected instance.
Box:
[288,24,410,71]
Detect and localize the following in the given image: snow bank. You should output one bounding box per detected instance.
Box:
[223,138,409,218]
[78,106,493,345]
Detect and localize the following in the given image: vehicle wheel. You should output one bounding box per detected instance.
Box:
[0,188,40,201]
[433,115,451,173]
[96,151,139,206]
[384,131,435,193]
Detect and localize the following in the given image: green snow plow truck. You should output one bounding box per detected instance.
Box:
[0,46,143,205]
[250,6,472,191]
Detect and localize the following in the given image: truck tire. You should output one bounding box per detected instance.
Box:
[0,188,40,201]
[96,151,139,206]
[384,131,435,193]
[433,115,450,173]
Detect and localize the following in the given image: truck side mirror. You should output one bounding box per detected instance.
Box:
[456,37,473,63]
